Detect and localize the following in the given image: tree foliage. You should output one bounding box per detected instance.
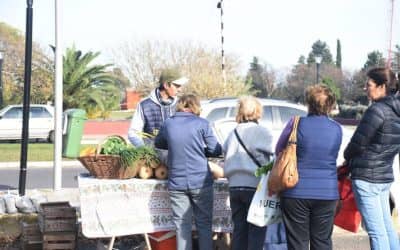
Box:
[322,77,341,100]
[342,50,386,105]
[0,22,53,107]
[112,39,252,99]
[362,51,385,71]
[307,40,334,65]
[63,46,121,118]
[277,40,341,103]
[246,57,277,97]
[390,45,400,74]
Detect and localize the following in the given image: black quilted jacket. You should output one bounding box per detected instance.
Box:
[344,94,400,183]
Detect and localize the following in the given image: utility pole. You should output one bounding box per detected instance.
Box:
[217,0,226,85]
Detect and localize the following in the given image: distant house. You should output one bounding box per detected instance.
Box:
[120,89,142,110]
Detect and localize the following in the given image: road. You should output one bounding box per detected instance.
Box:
[0,165,88,190]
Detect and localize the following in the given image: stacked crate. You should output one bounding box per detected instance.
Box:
[38,202,77,250]
[21,222,42,250]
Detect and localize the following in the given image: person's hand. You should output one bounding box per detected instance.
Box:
[268,190,276,196]
[209,162,224,179]
[337,163,350,178]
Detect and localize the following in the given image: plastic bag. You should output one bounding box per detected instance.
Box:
[15,196,36,213]
[3,194,18,214]
[0,198,6,214]
[247,172,282,227]
[334,176,362,233]
[30,192,48,212]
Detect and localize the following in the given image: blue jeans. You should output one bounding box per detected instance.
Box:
[169,185,213,250]
[352,179,400,250]
[229,187,267,250]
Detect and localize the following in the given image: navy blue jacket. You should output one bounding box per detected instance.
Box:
[281,115,342,200]
[154,112,222,190]
[344,95,400,183]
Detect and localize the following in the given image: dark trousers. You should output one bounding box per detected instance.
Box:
[229,187,267,250]
[281,198,337,250]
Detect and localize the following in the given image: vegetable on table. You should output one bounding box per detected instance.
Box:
[139,166,153,179]
[155,164,168,180]
[79,146,96,156]
[254,161,274,177]
[98,135,164,179]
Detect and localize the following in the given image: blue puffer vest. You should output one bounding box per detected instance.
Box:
[282,115,342,200]
[141,98,176,136]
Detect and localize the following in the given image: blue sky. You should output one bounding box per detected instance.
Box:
[0,0,397,72]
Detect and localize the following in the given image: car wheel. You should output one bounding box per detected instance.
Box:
[48,130,55,143]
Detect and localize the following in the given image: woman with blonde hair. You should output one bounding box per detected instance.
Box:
[155,94,222,250]
[223,96,274,250]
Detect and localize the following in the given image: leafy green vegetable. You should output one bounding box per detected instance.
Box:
[134,146,160,167]
[254,161,274,177]
[100,136,160,169]
[101,136,127,155]
[119,146,138,168]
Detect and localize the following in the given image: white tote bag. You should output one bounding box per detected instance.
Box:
[247,172,282,227]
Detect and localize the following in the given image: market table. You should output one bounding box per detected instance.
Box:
[78,175,233,239]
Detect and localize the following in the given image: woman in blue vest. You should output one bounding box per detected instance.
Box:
[155,94,222,250]
[276,84,342,250]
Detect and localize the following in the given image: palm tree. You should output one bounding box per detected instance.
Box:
[63,46,121,117]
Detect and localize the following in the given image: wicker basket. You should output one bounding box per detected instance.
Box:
[78,135,137,179]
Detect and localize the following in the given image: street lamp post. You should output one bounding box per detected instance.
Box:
[315,55,322,84]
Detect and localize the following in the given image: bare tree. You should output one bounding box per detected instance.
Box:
[111,39,252,98]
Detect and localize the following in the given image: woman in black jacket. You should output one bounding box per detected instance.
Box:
[344,67,400,250]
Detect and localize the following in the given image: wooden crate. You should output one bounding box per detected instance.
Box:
[43,232,76,250]
[21,222,42,250]
[38,202,77,233]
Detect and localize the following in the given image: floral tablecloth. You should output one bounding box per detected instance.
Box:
[78,175,233,238]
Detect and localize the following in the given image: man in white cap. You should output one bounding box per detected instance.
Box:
[128,67,189,146]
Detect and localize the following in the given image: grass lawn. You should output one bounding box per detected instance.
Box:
[0,143,95,162]
[109,110,133,120]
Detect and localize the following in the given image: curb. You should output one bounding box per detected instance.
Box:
[0,160,82,168]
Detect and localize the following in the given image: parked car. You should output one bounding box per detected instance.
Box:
[202,98,357,164]
[200,97,398,213]
[200,97,309,153]
[0,104,55,142]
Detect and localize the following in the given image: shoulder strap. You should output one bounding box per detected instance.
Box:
[288,116,300,144]
[234,129,262,168]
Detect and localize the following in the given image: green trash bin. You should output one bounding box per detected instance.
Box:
[62,109,87,158]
